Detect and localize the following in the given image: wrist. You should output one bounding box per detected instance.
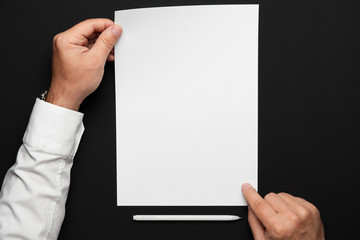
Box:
[46,85,82,111]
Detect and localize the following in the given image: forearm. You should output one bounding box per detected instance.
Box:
[0,18,121,240]
[0,99,84,240]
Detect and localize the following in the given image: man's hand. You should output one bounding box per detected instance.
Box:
[242,183,325,240]
[46,18,122,111]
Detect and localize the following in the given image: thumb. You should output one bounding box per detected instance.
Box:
[248,207,266,240]
[90,24,122,62]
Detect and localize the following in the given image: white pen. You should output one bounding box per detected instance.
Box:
[133,215,241,221]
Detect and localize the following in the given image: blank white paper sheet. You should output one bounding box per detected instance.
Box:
[115,5,258,206]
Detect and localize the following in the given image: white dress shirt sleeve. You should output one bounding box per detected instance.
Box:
[0,98,85,240]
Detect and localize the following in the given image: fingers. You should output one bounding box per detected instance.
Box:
[263,192,289,213]
[242,183,276,227]
[107,53,115,62]
[243,187,325,240]
[90,25,122,62]
[248,207,266,240]
[68,18,114,38]
[107,49,115,61]
[278,193,320,220]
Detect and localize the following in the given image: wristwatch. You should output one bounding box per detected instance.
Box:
[40,90,48,101]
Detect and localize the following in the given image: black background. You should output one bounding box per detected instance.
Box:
[1,0,360,239]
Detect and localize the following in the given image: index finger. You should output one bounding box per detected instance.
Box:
[242,183,277,227]
[68,18,114,38]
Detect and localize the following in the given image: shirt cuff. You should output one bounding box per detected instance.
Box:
[23,98,85,158]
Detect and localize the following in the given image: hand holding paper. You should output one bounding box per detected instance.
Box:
[242,183,325,240]
[48,19,122,110]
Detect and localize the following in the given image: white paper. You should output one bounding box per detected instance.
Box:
[115,5,258,206]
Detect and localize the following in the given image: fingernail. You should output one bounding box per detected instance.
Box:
[111,25,122,37]
[242,183,252,189]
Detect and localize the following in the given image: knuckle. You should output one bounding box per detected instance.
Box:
[271,222,289,238]
[264,192,276,201]
[77,18,95,27]
[309,204,320,216]
[99,36,114,50]
[297,206,311,220]
[83,18,94,24]
[53,33,65,48]
[296,196,306,202]
[288,212,301,226]
[53,34,60,44]
[278,192,290,198]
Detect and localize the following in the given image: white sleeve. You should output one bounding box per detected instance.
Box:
[0,98,85,240]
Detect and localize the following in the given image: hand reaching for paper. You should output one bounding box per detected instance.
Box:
[242,183,325,240]
[47,18,122,111]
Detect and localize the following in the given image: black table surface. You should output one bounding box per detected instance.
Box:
[1,0,359,239]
